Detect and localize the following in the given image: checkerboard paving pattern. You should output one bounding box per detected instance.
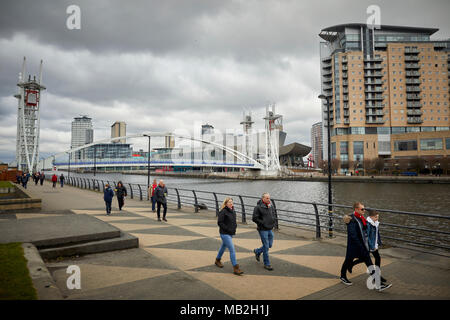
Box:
[45,206,427,300]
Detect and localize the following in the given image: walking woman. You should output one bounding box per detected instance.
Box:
[215,197,243,275]
[115,181,127,211]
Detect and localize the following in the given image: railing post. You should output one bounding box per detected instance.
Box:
[138,184,143,201]
[88,179,91,189]
[192,190,199,213]
[92,179,96,191]
[312,203,321,239]
[175,188,181,209]
[101,180,105,190]
[238,195,246,224]
[272,199,279,230]
[213,192,219,217]
[129,184,133,199]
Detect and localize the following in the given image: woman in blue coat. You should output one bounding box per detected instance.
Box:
[104,184,114,215]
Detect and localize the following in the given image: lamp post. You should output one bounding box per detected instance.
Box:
[93,145,97,176]
[68,152,71,179]
[318,94,333,238]
[143,134,151,191]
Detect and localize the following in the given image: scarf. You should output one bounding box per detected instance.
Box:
[354,211,367,227]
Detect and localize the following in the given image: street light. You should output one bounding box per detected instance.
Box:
[143,134,151,192]
[93,145,97,176]
[318,94,333,238]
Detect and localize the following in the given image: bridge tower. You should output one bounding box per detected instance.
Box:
[263,104,282,171]
[240,111,254,159]
[14,57,46,173]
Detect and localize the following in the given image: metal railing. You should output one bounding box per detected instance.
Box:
[62,176,450,256]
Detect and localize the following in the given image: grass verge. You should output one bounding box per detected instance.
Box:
[0,181,14,188]
[0,242,37,300]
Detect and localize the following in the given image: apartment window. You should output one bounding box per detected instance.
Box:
[406,127,420,133]
[394,140,417,151]
[446,138,450,150]
[331,142,337,159]
[420,138,443,150]
[353,141,364,161]
[351,127,365,135]
[392,127,406,134]
[340,141,349,154]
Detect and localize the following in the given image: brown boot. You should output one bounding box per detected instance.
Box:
[233,264,244,275]
[215,258,224,268]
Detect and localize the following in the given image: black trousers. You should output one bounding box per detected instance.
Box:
[118,197,124,210]
[351,250,386,282]
[341,254,372,278]
[157,201,167,219]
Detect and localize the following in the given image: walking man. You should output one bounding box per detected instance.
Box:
[21,173,29,189]
[104,184,114,215]
[252,192,277,271]
[155,180,168,222]
[59,173,65,188]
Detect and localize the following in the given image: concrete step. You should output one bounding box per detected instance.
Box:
[39,232,139,260]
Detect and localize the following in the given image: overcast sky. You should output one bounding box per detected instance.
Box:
[1,0,449,162]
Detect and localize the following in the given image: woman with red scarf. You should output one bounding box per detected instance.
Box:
[340,202,372,286]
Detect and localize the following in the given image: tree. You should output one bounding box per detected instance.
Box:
[374,157,385,175]
[331,158,341,174]
[410,157,425,174]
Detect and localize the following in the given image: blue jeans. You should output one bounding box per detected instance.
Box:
[105,201,112,214]
[255,230,274,266]
[151,196,157,211]
[217,234,237,266]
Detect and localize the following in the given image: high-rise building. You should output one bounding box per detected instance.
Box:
[319,24,449,173]
[111,121,126,144]
[311,122,323,168]
[71,116,93,160]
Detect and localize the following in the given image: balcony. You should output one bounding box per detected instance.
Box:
[342,80,348,86]
[366,103,385,109]
[407,110,423,116]
[342,66,348,71]
[366,110,384,116]
[344,118,350,125]
[323,84,333,91]
[343,103,349,109]
[366,118,385,124]
[364,71,383,77]
[342,95,348,101]
[323,78,332,85]
[364,64,383,70]
[405,71,420,77]
[404,56,420,62]
[407,102,422,108]
[405,79,421,85]
[342,88,348,94]
[365,94,384,100]
[322,69,332,76]
[406,86,421,93]
[321,56,332,63]
[343,110,350,116]
[341,56,347,63]
[364,56,383,62]
[324,91,333,97]
[322,62,332,69]
[406,94,421,100]
[365,87,384,93]
[365,80,382,85]
[342,72,348,78]
[405,63,420,70]
[407,117,423,124]
[404,47,420,54]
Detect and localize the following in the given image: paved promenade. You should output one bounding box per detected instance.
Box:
[2,181,450,300]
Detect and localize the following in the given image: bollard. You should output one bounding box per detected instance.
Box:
[238,195,246,224]
[312,203,321,239]
[192,190,199,213]
[213,192,219,217]
[175,188,181,209]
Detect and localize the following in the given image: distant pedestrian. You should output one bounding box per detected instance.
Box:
[104,184,114,215]
[60,174,65,188]
[16,174,21,185]
[215,197,243,275]
[21,173,28,189]
[252,192,277,271]
[148,178,157,212]
[34,172,40,185]
[114,181,127,211]
[154,180,168,222]
[340,202,391,291]
[350,210,391,290]
[51,174,57,188]
[39,172,45,186]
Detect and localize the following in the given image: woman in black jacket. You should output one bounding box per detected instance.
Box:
[215,197,243,275]
[114,181,127,211]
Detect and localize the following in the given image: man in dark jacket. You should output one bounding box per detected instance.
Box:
[39,172,45,186]
[154,180,168,221]
[104,184,114,215]
[252,193,276,271]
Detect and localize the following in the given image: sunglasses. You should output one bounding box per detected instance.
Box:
[360,208,366,211]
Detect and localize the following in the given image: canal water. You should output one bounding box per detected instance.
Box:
[58,172,450,252]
